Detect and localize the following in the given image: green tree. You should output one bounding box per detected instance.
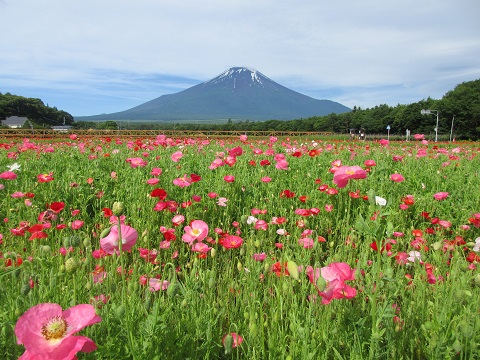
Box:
[440,79,480,140]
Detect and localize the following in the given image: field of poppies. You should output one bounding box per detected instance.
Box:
[1,133,479,359]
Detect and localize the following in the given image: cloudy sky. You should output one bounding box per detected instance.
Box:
[1,0,479,117]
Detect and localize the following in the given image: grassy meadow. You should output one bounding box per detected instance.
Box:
[0,134,479,359]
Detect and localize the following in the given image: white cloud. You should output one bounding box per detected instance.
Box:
[1,0,479,115]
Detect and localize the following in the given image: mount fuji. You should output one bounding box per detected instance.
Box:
[77,67,350,121]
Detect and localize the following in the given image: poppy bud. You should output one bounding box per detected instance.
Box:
[115,304,126,317]
[286,260,299,280]
[83,237,91,247]
[208,276,215,288]
[316,276,326,291]
[100,226,112,238]
[223,334,234,355]
[474,274,480,286]
[21,283,31,296]
[112,201,124,216]
[70,236,81,247]
[39,245,51,253]
[167,282,180,297]
[65,258,79,273]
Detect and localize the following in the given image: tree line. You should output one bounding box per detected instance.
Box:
[0,93,74,127]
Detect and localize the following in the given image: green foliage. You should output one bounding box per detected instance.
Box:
[0,92,74,127]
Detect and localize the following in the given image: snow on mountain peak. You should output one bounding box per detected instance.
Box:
[203,67,268,87]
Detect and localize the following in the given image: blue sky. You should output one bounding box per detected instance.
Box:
[1,0,479,117]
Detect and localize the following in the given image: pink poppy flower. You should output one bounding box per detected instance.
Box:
[333,166,367,188]
[171,151,183,162]
[159,240,171,249]
[261,176,272,183]
[275,159,289,170]
[146,178,160,185]
[149,278,170,292]
[239,134,248,142]
[0,171,18,180]
[438,220,452,228]
[306,262,357,304]
[254,220,268,230]
[182,220,209,244]
[217,197,228,206]
[252,252,267,261]
[224,175,235,183]
[414,134,425,140]
[379,139,389,146]
[150,167,163,176]
[173,175,192,188]
[172,214,185,226]
[390,173,405,183]
[298,237,314,248]
[14,303,101,359]
[71,220,84,230]
[222,332,244,349]
[191,242,212,253]
[364,159,376,167]
[125,157,147,168]
[100,224,138,255]
[209,158,225,170]
[433,192,449,201]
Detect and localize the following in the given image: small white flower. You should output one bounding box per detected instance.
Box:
[407,251,422,262]
[375,196,387,206]
[7,163,21,172]
[246,216,257,225]
[473,237,480,253]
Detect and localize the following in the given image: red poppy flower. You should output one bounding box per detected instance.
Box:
[271,261,290,277]
[49,201,65,213]
[218,235,243,249]
[37,172,54,182]
[150,188,168,200]
[280,189,296,198]
[102,208,113,217]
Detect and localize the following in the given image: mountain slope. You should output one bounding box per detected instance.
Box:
[77,67,350,121]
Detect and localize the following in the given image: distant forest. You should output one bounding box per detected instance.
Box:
[2,79,479,140]
[0,93,74,127]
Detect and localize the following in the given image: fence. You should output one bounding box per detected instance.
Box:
[0,129,333,139]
